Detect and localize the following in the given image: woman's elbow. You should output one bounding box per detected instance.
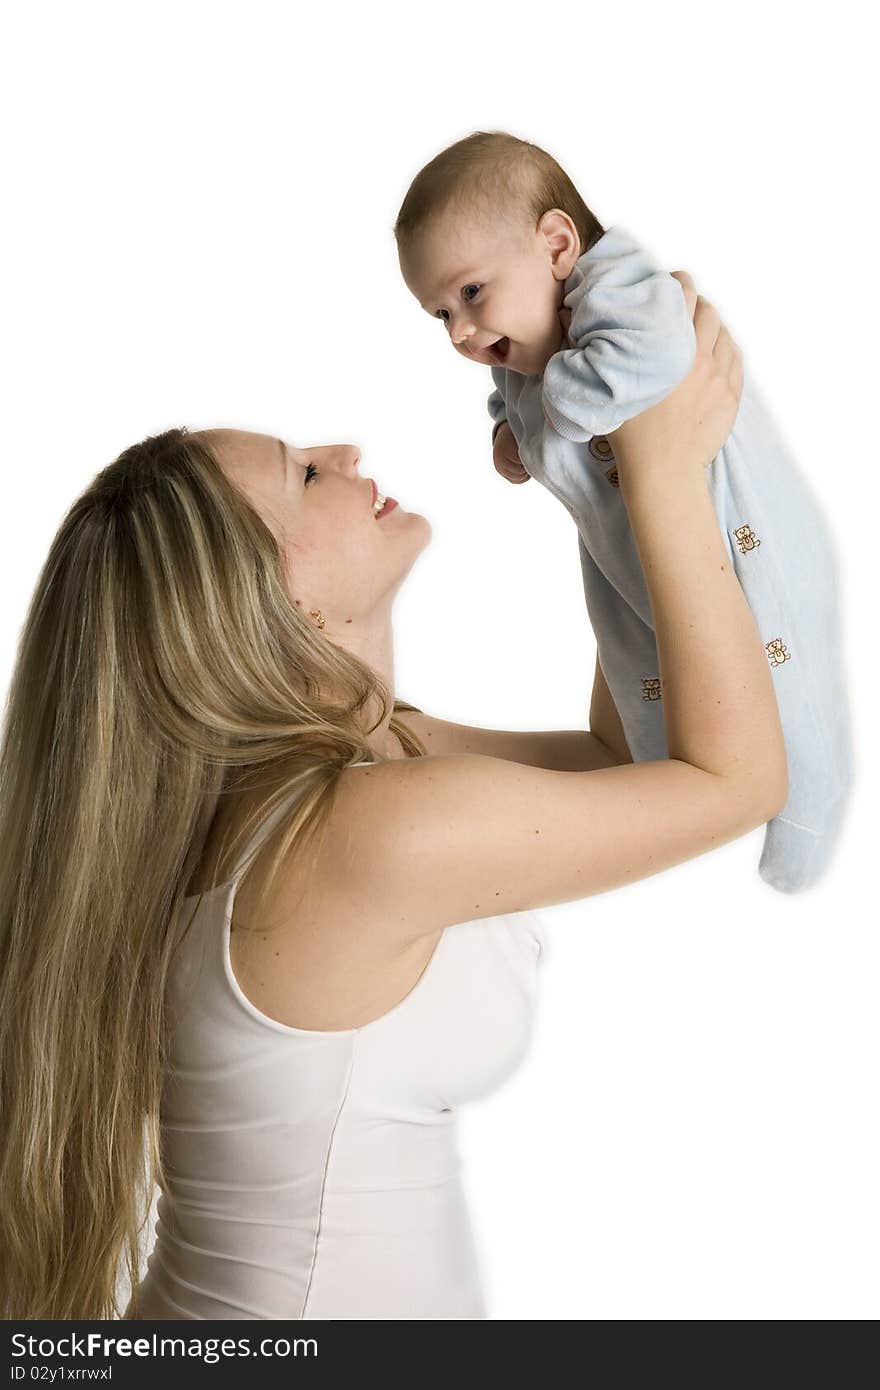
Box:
[756,762,789,823]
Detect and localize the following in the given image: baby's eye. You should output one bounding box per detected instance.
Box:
[435,284,482,322]
[304,462,319,485]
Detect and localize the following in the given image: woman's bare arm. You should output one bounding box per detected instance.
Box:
[588,654,633,764]
[321,750,783,935]
[290,281,787,945]
[395,659,631,772]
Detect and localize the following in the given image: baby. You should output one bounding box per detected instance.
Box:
[395,131,854,894]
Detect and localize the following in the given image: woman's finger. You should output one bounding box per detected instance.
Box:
[731,341,744,398]
[672,271,734,377]
[716,328,744,397]
[670,269,698,320]
[670,269,696,293]
[692,293,722,354]
[713,322,738,371]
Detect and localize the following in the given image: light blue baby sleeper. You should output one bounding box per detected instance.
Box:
[487,226,853,893]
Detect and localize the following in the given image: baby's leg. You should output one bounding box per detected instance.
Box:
[577,536,666,765]
[706,379,854,892]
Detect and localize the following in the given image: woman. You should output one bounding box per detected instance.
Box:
[0,274,786,1320]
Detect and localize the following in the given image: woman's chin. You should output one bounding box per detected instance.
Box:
[412,511,433,544]
[381,504,432,547]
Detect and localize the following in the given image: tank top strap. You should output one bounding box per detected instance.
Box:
[227,760,377,886]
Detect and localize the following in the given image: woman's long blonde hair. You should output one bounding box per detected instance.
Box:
[0,426,426,1319]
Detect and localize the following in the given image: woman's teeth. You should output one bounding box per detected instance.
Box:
[373,491,386,516]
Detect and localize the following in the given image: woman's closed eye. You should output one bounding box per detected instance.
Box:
[304,462,319,485]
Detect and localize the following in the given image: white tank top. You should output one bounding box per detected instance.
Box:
[130,763,547,1320]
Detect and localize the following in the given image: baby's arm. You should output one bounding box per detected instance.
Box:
[487,368,508,444]
[488,367,530,483]
[542,227,696,443]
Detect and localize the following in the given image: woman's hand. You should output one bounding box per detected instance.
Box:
[608,270,744,478]
[493,420,531,485]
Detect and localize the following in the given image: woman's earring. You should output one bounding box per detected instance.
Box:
[309,609,326,630]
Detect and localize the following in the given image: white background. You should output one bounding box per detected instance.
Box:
[2,0,876,1320]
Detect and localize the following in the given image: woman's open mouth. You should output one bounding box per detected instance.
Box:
[488,337,510,362]
[371,480,399,519]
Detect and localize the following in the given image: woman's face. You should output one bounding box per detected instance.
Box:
[204,429,431,626]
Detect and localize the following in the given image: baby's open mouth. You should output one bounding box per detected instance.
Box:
[489,337,510,362]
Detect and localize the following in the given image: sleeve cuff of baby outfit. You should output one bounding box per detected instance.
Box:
[542,396,595,443]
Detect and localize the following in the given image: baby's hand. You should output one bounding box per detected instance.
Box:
[493,421,531,485]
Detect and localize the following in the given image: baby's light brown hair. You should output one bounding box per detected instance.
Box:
[393,130,605,260]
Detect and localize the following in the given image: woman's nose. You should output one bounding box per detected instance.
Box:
[318,443,361,474]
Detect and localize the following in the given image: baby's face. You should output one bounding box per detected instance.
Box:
[399,207,575,378]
